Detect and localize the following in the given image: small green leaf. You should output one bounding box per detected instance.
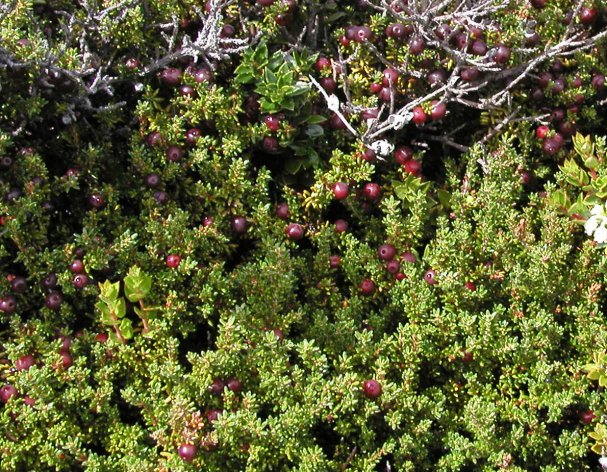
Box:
[305,125,324,138]
[124,266,152,302]
[305,115,327,125]
[99,280,120,303]
[119,318,134,339]
[110,298,126,319]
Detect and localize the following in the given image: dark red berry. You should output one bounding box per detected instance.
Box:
[42,274,57,291]
[535,125,550,139]
[369,82,382,94]
[427,69,447,86]
[192,67,213,84]
[378,244,396,261]
[359,278,376,296]
[264,115,281,132]
[394,146,414,165]
[315,56,331,71]
[45,292,63,310]
[329,255,341,268]
[461,350,474,363]
[493,44,511,64]
[469,39,487,56]
[412,106,427,125]
[95,332,108,343]
[178,443,197,462]
[542,137,561,155]
[386,23,407,40]
[185,128,202,145]
[363,183,381,201]
[580,409,596,424]
[430,101,447,121]
[435,24,451,40]
[154,191,169,205]
[145,173,161,188]
[361,148,376,162]
[378,87,395,103]
[206,409,222,423]
[209,378,225,396]
[15,354,35,371]
[125,57,140,70]
[334,219,349,233]
[0,295,17,314]
[395,272,406,281]
[382,68,399,87]
[231,216,248,234]
[257,0,275,6]
[386,260,401,274]
[285,223,304,241]
[0,385,17,403]
[460,67,479,82]
[166,254,182,268]
[354,26,373,42]
[179,85,196,98]
[579,6,598,25]
[320,77,337,93]
[166,145,183,162]
[88,194,105,209]
[464,281,476,291]
[404,159,422,176]
[60,351,73,369]
[69,259,84,274]
[275,202,290,220]
[424,269,437,285]
[592,73,606,91]
[332,182,349,200]
[159,67,182,86]
[72,274,89,289]
[10,276,27,293]
[362,379,382,399]
[262,136,279,153]
[530,0,546,9]
[227,378,241,393]
[409,36,425,55]
[146,131,162,147]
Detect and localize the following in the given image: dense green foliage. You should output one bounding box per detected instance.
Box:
[1,0,607,470]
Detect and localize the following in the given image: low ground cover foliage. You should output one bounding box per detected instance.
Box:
[1,0,607,470]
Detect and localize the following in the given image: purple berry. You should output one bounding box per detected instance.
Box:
[166,145,183,162]
[10,276,27,293]
[285,223,304,241]
[275,202,290,220]
[231,216,248,234]
[424,269,437,285]
[159,68,182,86]
[166,254,181,268]
[72,273,89,289]
[332,182,350,200]
[362,379,382,399]
[209,378,225,395]
[69,259,84,274]
[359,278,376,296]
[178,443,197,462]
[378,244,396,261]
[15,354,35,371]
[45,292,63,310]
[0,385,17,403]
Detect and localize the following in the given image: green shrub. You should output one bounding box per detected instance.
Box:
[1,0,607,470]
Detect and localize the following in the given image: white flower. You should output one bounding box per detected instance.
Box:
[585,203,607,243]
[600,456,607,470]
[387,112,412,130]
